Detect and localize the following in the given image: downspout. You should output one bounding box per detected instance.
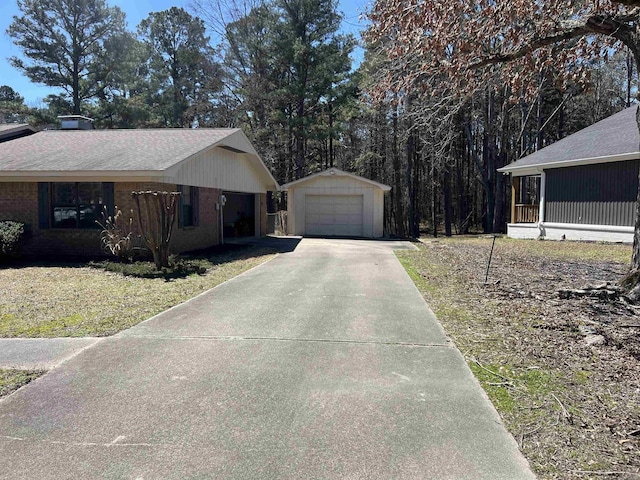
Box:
[537,169,546,237]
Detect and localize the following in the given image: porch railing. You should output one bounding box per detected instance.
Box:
[514,204,539,223]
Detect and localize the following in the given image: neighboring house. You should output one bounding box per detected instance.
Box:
[498,105,639,243]
[0,117,279,256]
[281,168,390,238]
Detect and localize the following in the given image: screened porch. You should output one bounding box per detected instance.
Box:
[511,175,541,223]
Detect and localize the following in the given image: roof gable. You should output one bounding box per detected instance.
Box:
[281,168,391,191]
[0,128,238,171]
[0,127,279,191]
[499,105,640,174]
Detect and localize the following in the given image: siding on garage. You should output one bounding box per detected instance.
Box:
[284,170,389,238]
[545,160,640,226]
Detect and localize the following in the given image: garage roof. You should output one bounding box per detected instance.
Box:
[281,168,391,191]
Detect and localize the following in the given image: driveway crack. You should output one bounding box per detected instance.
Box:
[122,334,453,348]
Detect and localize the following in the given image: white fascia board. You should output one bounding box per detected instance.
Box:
[498,152,640,175]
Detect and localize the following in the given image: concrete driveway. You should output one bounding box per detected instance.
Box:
[0,238,535,479]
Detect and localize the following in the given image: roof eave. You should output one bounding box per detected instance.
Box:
[0,170,164,182]
[498,151,640,175]
[281,167,391,191]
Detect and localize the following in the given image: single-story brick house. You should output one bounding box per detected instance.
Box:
[0,118,279,256]
[498,105,639,243]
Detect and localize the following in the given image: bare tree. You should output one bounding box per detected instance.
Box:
[131,191,180,270]
[366,0,640,287]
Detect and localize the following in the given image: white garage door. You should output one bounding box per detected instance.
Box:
[305,195,364,237]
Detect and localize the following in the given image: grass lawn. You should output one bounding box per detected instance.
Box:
[0,369,43,398]
[0,245,276,338]
[397,236,639,479]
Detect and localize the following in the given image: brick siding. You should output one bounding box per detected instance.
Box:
[0,181,223,258]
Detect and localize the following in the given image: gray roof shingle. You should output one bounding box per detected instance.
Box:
[0,128,239,171]
[499,105,640,172]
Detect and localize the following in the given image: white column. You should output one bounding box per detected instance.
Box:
[538,171,546,225]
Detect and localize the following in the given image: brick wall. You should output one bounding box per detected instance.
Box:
[171,186,221,253]
[0,182,38,226]
[114,183,222,254]
[0,181,222,258]
[0,182,104,256]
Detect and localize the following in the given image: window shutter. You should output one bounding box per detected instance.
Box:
[37,183,50,229]
[193,187,200,226]
[102,182,115,218]
[177,185,184,228]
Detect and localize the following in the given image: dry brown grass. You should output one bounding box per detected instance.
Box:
[0,247,276,337]
[397,236,640,480]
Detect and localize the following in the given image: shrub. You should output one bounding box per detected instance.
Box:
[96,207,136,262]
[90,257,208,279]
[0,221,25,260]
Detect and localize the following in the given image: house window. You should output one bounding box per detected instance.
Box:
[182,185,194,227]
[51,182,105,229]
[179,185,199,227]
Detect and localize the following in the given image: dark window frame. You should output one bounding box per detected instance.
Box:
[48,182,112,230]
[178,185,199,228]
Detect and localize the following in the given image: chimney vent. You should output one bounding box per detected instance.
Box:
[57,115,94,130]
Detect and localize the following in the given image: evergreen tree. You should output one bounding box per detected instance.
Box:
[138,7,221,127]
[274,0,354,178]
[7,0,126,114]
[0,86,29,123]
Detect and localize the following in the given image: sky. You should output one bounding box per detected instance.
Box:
[0,0,370,105]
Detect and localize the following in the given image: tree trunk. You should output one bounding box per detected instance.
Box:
[132,191,179,270]
[536,73,544,151]
[72,61,80,114]
[295,97,305,179]
[444,161,453,237]
[631,107,640,271]
[406,106,416,238]
[432,176,438,238]
[392,102,406,237]
[329,102,334,168]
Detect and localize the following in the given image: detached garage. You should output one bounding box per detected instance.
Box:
[281,168,391,238]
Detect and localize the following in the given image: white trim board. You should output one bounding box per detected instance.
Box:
[507,222,633,243]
